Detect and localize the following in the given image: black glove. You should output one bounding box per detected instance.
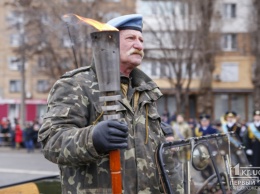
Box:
[92,120,128,154]
[161,122,173,137]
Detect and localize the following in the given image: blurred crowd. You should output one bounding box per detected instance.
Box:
[1,109,260,169]
[0,117,41,153]
[161,110,260,169]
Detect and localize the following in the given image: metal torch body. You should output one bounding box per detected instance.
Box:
[91,30,122,194]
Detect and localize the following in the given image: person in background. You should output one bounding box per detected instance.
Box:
[14,118,23,149]
[24,122,35,153]
[38,14,180,193]
[195,114,218,137]
[188,117,197,136]
[171,114,192,140]
[161,122,174,142]
[161,110,170,123]
[221,111,243,142]
[170,114,192,161]
[212,119,222,133]
[32,119,41,148]
[0,118,11,146]
[244,110,260,167]
[167,111,176,125]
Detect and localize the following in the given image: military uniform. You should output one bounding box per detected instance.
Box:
[195,114,218,137]
[171,121,192,140]
[244,110,260,167]
[38,65,167,194]
[221,111,243,142]
[195,125,218,137]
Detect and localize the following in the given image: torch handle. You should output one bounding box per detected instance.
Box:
[109,150,122,194]
[104,92,122,194]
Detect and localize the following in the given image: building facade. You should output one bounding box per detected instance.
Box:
[137,0,255,122]
[0,0,135,127]
[0,0,256,127]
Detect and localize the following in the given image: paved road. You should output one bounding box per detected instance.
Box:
[0,147,59,187]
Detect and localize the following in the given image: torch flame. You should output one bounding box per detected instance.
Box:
[63,13,118,31]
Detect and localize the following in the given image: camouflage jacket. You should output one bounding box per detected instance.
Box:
[38,65,166,194]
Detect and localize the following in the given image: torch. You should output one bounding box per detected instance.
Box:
[62,13,123,193]
[91,30,122,194]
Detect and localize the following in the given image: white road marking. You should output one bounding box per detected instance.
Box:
[0,168,59,175]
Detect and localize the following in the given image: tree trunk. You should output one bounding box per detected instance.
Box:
[197,69,213,115]
[252,0,260,110]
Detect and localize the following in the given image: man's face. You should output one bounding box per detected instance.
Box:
[201,119,210,127]
[226,116,236,123]
[176,115,184,123]
[254,115,260,122]
[119,30,144,68]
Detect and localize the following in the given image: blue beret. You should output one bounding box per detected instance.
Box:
[106,14,143,32]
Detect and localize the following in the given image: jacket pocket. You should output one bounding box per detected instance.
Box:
[43,105,71,119]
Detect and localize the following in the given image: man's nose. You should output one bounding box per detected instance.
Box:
[133,40,143,50]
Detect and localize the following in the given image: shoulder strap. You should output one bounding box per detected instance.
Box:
[249,123,260,141]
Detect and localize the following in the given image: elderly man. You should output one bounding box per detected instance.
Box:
[38,14,174,193]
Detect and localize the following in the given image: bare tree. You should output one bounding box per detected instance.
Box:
[250,0,260,110]
[6,0,133,82]
[142,0,220,116]
[195,0,221,116]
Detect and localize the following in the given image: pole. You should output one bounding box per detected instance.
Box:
[18,0,32,129]
[19,10,26,130]
[20,53,26,129]
[91,31,122,194]
[66,23,78,68]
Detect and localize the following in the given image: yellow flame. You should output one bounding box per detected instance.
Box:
[64,14,118,31]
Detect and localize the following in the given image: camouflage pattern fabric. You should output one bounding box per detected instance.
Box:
[38,65,167,194]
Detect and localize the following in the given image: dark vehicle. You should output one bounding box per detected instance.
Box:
[156,132,259,194]
[0,133,257,194]
[0,175,61,194]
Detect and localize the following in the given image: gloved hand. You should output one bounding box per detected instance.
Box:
[161,122,173,137]
[92,120,128,154]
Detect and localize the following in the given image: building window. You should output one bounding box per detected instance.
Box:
[37,80,50,93]
[59,58,72,70]
[221,34,237,51]
[10,34,22,47]
[141,61,161,79]
[38,57,47,69]
[214,94,251,121]
[37,104,47,123]
[10,80,21,93]
[8,57,21,71]
[8,104,20,123]
[6,11,22,26]
[137,1,187,17]
[223,3,236,19]
[220,62,239,82]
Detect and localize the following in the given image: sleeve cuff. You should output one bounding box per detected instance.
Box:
[86,126,107,159]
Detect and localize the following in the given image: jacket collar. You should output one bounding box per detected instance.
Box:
[91,62,162,101]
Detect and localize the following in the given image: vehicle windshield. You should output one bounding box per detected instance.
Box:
[156,133,257,194]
